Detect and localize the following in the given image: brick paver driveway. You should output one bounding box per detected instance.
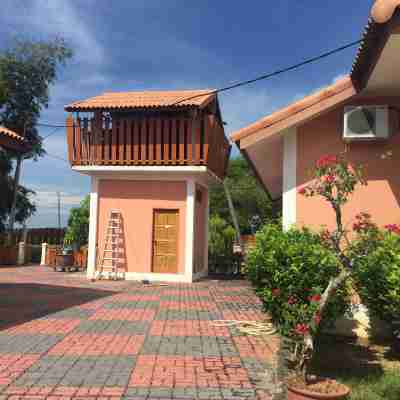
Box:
[0,266,279,400]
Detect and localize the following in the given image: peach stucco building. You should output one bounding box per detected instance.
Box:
[65,90,230,282]
[233,1,400,232]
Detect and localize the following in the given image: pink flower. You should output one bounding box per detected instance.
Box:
[288,296,297,305]
[309,294,322,303]
[316,155,338,168]
[320,229,331,242]
[272,288,281,297]
[298,187,307,195]
[325,174,335,183]
[314,313,321,326]
[294,323,310,336]
[385,224,400,234]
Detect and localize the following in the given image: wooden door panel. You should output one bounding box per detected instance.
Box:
[152,210,179,273]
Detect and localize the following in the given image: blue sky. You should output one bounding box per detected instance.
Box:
[1,0,372,227]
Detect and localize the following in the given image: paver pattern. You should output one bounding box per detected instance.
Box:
[0,266,280,399]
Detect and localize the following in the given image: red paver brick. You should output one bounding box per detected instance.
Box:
[89,308,156,321]
[161,289,210,297]
[112,294,160,302]
[150,320,230,337]
[233,335,279,362]
[0,354,40,385]
[222,309,266,321]
[3,319,81,335]
[48,333,145,355]
[159,300,218,311]
[129,355,251,388]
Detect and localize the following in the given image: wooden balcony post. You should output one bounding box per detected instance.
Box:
[66,114,74,164]
[94,111,102,164]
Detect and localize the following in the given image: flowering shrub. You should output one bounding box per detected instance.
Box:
[248,153,376,378]
[247,223,349,339]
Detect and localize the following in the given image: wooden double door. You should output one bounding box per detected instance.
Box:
[152,209,179,274]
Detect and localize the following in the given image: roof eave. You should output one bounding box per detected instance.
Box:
[351,9,400,92]
[232,77,357,149]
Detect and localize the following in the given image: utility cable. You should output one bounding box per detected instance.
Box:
[35,38,362,128]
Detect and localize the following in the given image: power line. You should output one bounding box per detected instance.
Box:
[38,122,72,128]
[45,153,69,163]
[35,37,362,127]
[172,38,362,106]
[41,126,62,140]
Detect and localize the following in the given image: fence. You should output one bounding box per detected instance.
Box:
[0,246,18,265]
[0,228,66,246]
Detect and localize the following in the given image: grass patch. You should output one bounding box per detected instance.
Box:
[310,335,400,400]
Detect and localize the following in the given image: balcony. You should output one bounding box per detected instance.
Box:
[66,113,230,179]
[65,90,231,179]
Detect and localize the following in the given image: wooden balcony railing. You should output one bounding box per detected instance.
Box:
[66,113,231,179]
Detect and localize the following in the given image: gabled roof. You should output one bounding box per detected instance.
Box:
[232,77,356,146]
[65,89,216,112]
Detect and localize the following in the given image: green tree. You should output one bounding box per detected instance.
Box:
[0,38,73,232]
[209,157,272,234]
[64,196,90,248]
[208,215,236,273]
[0,38,73,153]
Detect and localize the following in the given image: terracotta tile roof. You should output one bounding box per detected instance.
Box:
[65,89,216,111]
[351,0,400,90]
[0,126,25,142]
[232,76,355,143]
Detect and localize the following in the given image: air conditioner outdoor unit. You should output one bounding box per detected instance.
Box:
[343,105,390,141]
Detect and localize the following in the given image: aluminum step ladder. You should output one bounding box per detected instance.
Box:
[96,210,125,280]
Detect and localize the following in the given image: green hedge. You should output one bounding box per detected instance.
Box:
[352,231,400,325]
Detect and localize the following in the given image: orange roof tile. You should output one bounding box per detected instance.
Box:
[232,76,355,143]
[65,89,216,111]
[371,0,400,23]
[0,126,25,142]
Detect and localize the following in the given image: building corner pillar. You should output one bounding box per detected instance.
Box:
[87,176,99,279]
[185,179,195,282]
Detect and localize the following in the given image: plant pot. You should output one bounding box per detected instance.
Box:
[288,380,350,400]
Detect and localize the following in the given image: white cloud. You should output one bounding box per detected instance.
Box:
[2,0,104,65]
[31,190,83,209]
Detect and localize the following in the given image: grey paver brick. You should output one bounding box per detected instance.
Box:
[155,310,221,321]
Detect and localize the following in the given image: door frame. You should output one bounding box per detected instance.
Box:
[151,208,180,274]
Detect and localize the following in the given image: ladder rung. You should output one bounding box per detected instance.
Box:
[103,257,119,260]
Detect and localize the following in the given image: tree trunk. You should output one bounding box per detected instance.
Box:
[302,268,352,377]
[223,180,243,251]
[7,155,23,246]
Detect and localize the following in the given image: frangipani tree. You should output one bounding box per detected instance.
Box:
[296,154,367,377]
